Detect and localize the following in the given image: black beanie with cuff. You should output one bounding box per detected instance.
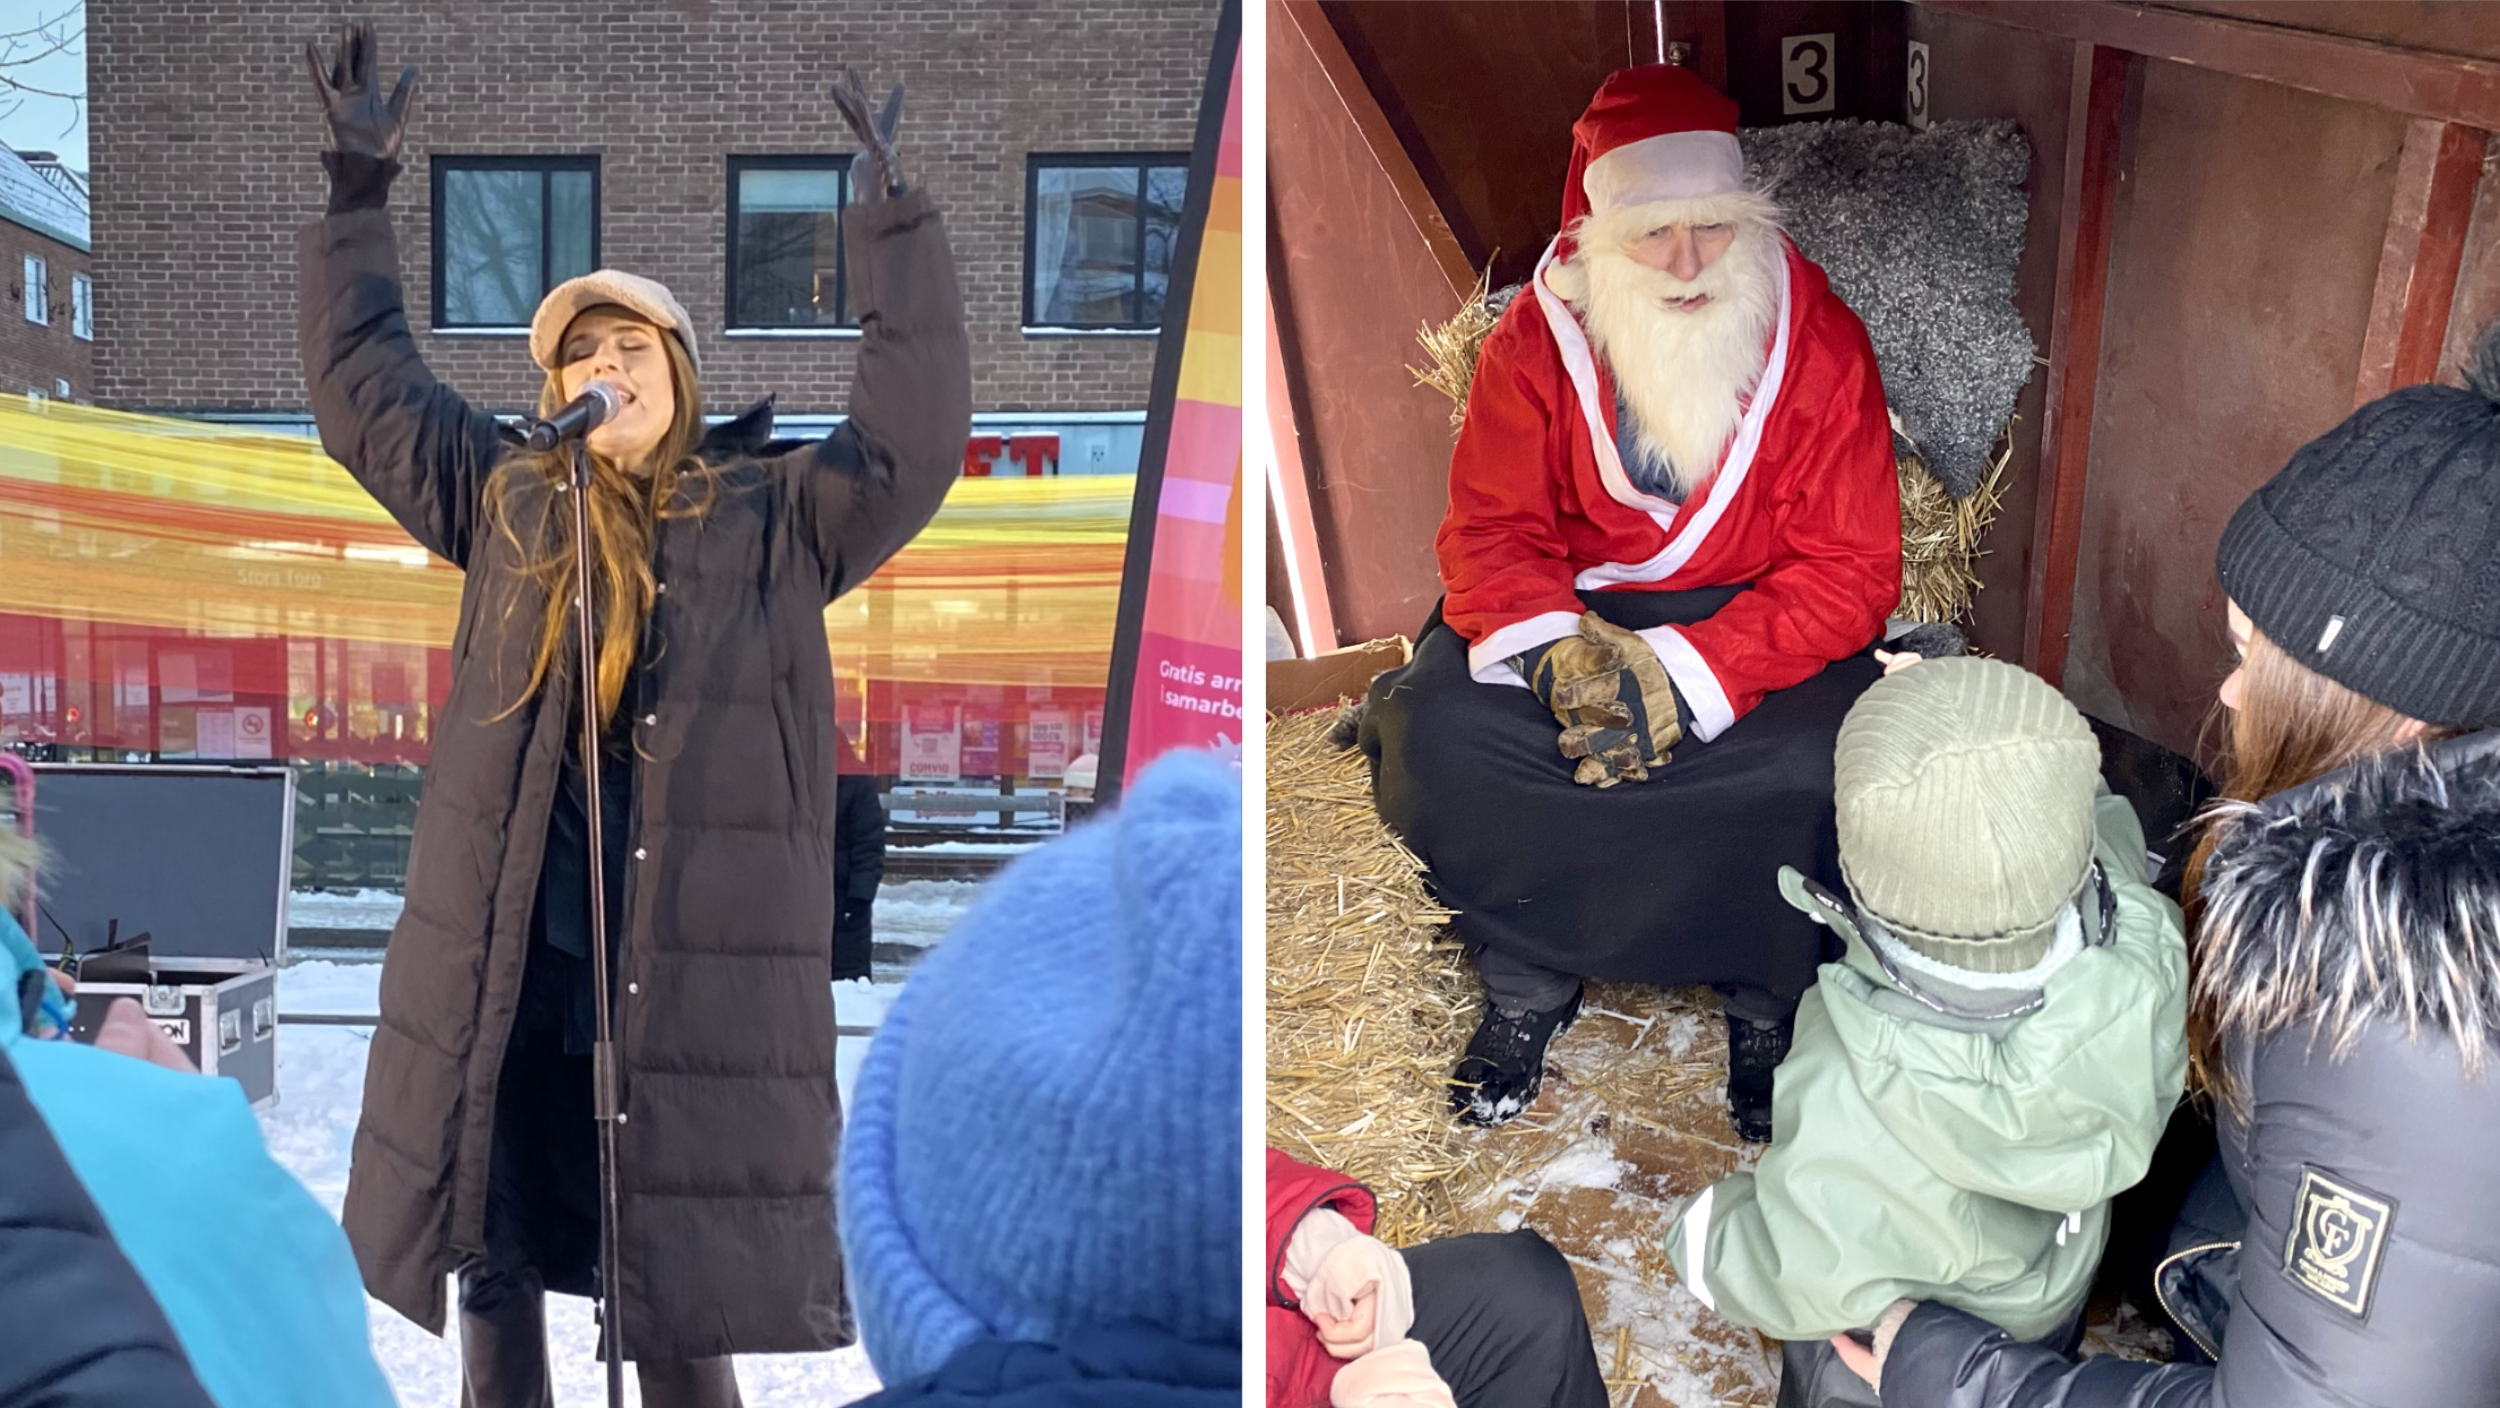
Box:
[2215,323,2500,729]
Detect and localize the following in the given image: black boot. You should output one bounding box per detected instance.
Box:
[1725,1010,1793,1144]
[638,1356,745,1408]
[1450,986,1583,1126]
[457,1277,553,1408]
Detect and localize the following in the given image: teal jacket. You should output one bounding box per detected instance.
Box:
[1666,787,2188,1341]
[0,911,397,1408]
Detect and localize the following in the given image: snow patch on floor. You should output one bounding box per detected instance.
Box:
[1523,1138,1628,1194]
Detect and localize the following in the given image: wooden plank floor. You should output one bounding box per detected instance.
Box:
[1441,983,1781,1407]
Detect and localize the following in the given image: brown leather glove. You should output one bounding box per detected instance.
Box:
[1513,612,1684,787]
[830,67,907,200]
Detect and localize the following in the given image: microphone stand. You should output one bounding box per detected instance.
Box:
[567,439,628,1408]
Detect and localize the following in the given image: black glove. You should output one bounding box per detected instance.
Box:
[302,22,417,162]
[1511,612,1687,788]
[830,66,907,200]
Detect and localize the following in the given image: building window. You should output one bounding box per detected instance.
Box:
[727,157,854,331]
[22,255,46,325]
[431,157,599,329]
[70,273,91,341]
[1024,154,1190,332]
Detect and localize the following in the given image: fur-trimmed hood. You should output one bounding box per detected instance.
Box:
[2196,730,2500,1073]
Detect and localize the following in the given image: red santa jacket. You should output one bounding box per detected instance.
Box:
[1436,237,1899,738]
[1266,1148,1378,1408]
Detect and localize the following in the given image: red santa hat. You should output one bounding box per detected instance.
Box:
[1560,64,1746,236]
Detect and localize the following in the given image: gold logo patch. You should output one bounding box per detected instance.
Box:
[2283,1166,2395,1320]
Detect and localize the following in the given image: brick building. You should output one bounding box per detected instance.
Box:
[0,145,93,403]
[86,0,1221,473]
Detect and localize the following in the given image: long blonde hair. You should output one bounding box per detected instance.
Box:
[2183,624,2454,1103]
[482,329,715,724]
[0,826,37,914]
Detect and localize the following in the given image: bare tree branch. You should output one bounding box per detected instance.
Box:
[0,3,83,47]
[0,2,85,159]
[0,73,81,103]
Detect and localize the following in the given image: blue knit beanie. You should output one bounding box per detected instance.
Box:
[838,749,1243,1384]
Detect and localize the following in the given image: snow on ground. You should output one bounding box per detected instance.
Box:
[262,1027,886,1406]
[257,879,979,1406]
[290,878,989,952]
[288,887,409,931]
[872,879,985,949]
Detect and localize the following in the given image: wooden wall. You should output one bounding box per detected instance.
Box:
[1271,2,2500,760]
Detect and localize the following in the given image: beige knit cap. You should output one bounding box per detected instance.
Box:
[1833,656,2100,973]
[529,269,699,372]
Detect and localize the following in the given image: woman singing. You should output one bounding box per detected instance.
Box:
[296,23,969,1406]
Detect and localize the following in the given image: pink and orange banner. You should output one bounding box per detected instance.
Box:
[0,397,1129,777]
[1105,10,1244,791]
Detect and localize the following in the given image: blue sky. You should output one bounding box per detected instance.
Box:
[0,0,86,170]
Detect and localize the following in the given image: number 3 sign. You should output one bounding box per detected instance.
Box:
[1907,40,1932,130]
[1782,33,1837,115]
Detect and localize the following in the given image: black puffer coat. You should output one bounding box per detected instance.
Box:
[299,186,969,1358]
[0,1046,217,1408]
[1879,732,2500,1407]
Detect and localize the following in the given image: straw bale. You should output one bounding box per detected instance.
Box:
[1266,706,1486,1247]
[1895,432,2011,627]
[1265,708,1778,1403]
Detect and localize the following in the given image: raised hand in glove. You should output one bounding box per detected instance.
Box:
[831,67,908,200]
[1512,611,1685,788]
[302,21,417,160]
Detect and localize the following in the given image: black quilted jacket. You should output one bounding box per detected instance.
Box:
[1881,732,2500,1407]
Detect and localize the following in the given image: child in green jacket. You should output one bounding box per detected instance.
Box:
[1666,656,2188,1405]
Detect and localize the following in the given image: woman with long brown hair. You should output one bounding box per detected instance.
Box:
[297,23,968,1406]
[1834,333,2500,1405]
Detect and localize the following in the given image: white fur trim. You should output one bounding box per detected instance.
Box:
[1861,903,2087,992]
[1584,130,1745,211]
[1634,625,1735,742]
[1681,1183,1718,1310]
[1467,611,1582,686]
[1530,238,1793,585]
[1575,189,1784,248]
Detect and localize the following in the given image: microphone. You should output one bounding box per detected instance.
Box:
[525,381,623,452]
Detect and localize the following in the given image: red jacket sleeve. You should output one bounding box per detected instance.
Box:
[1434,308,1587,665]
[1669,301,1899,727]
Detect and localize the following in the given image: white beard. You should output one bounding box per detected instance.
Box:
[1555,211,1782,498]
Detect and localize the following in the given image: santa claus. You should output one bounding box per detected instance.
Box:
[1360,64,1899,1139]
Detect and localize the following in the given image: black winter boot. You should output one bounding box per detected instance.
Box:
[1725,1010,1793,1143]
[637,1356,746,1408]
[456,1284,554,1408]
[1449,986,1583,1126]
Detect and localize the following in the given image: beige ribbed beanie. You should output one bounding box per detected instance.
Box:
[1833,656,2100,973]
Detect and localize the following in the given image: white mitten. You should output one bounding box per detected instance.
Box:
[1329,1339,1457,1408]
[1304,1233,1416,1357]
[1281,1206,1363,1302]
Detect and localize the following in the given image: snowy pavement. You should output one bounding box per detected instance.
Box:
[287,879,985,953]
[259,878,980,1406]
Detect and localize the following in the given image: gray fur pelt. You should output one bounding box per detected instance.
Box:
[2195,732,2500,1075]
[1740,119,2034,498]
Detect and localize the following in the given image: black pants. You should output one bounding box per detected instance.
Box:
[1475,945,1798,1024]
[1774,1302,2084,1408]
[1364,589,1877,999]
[459,962,740,1406]
[1403,1231,1609,1408]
